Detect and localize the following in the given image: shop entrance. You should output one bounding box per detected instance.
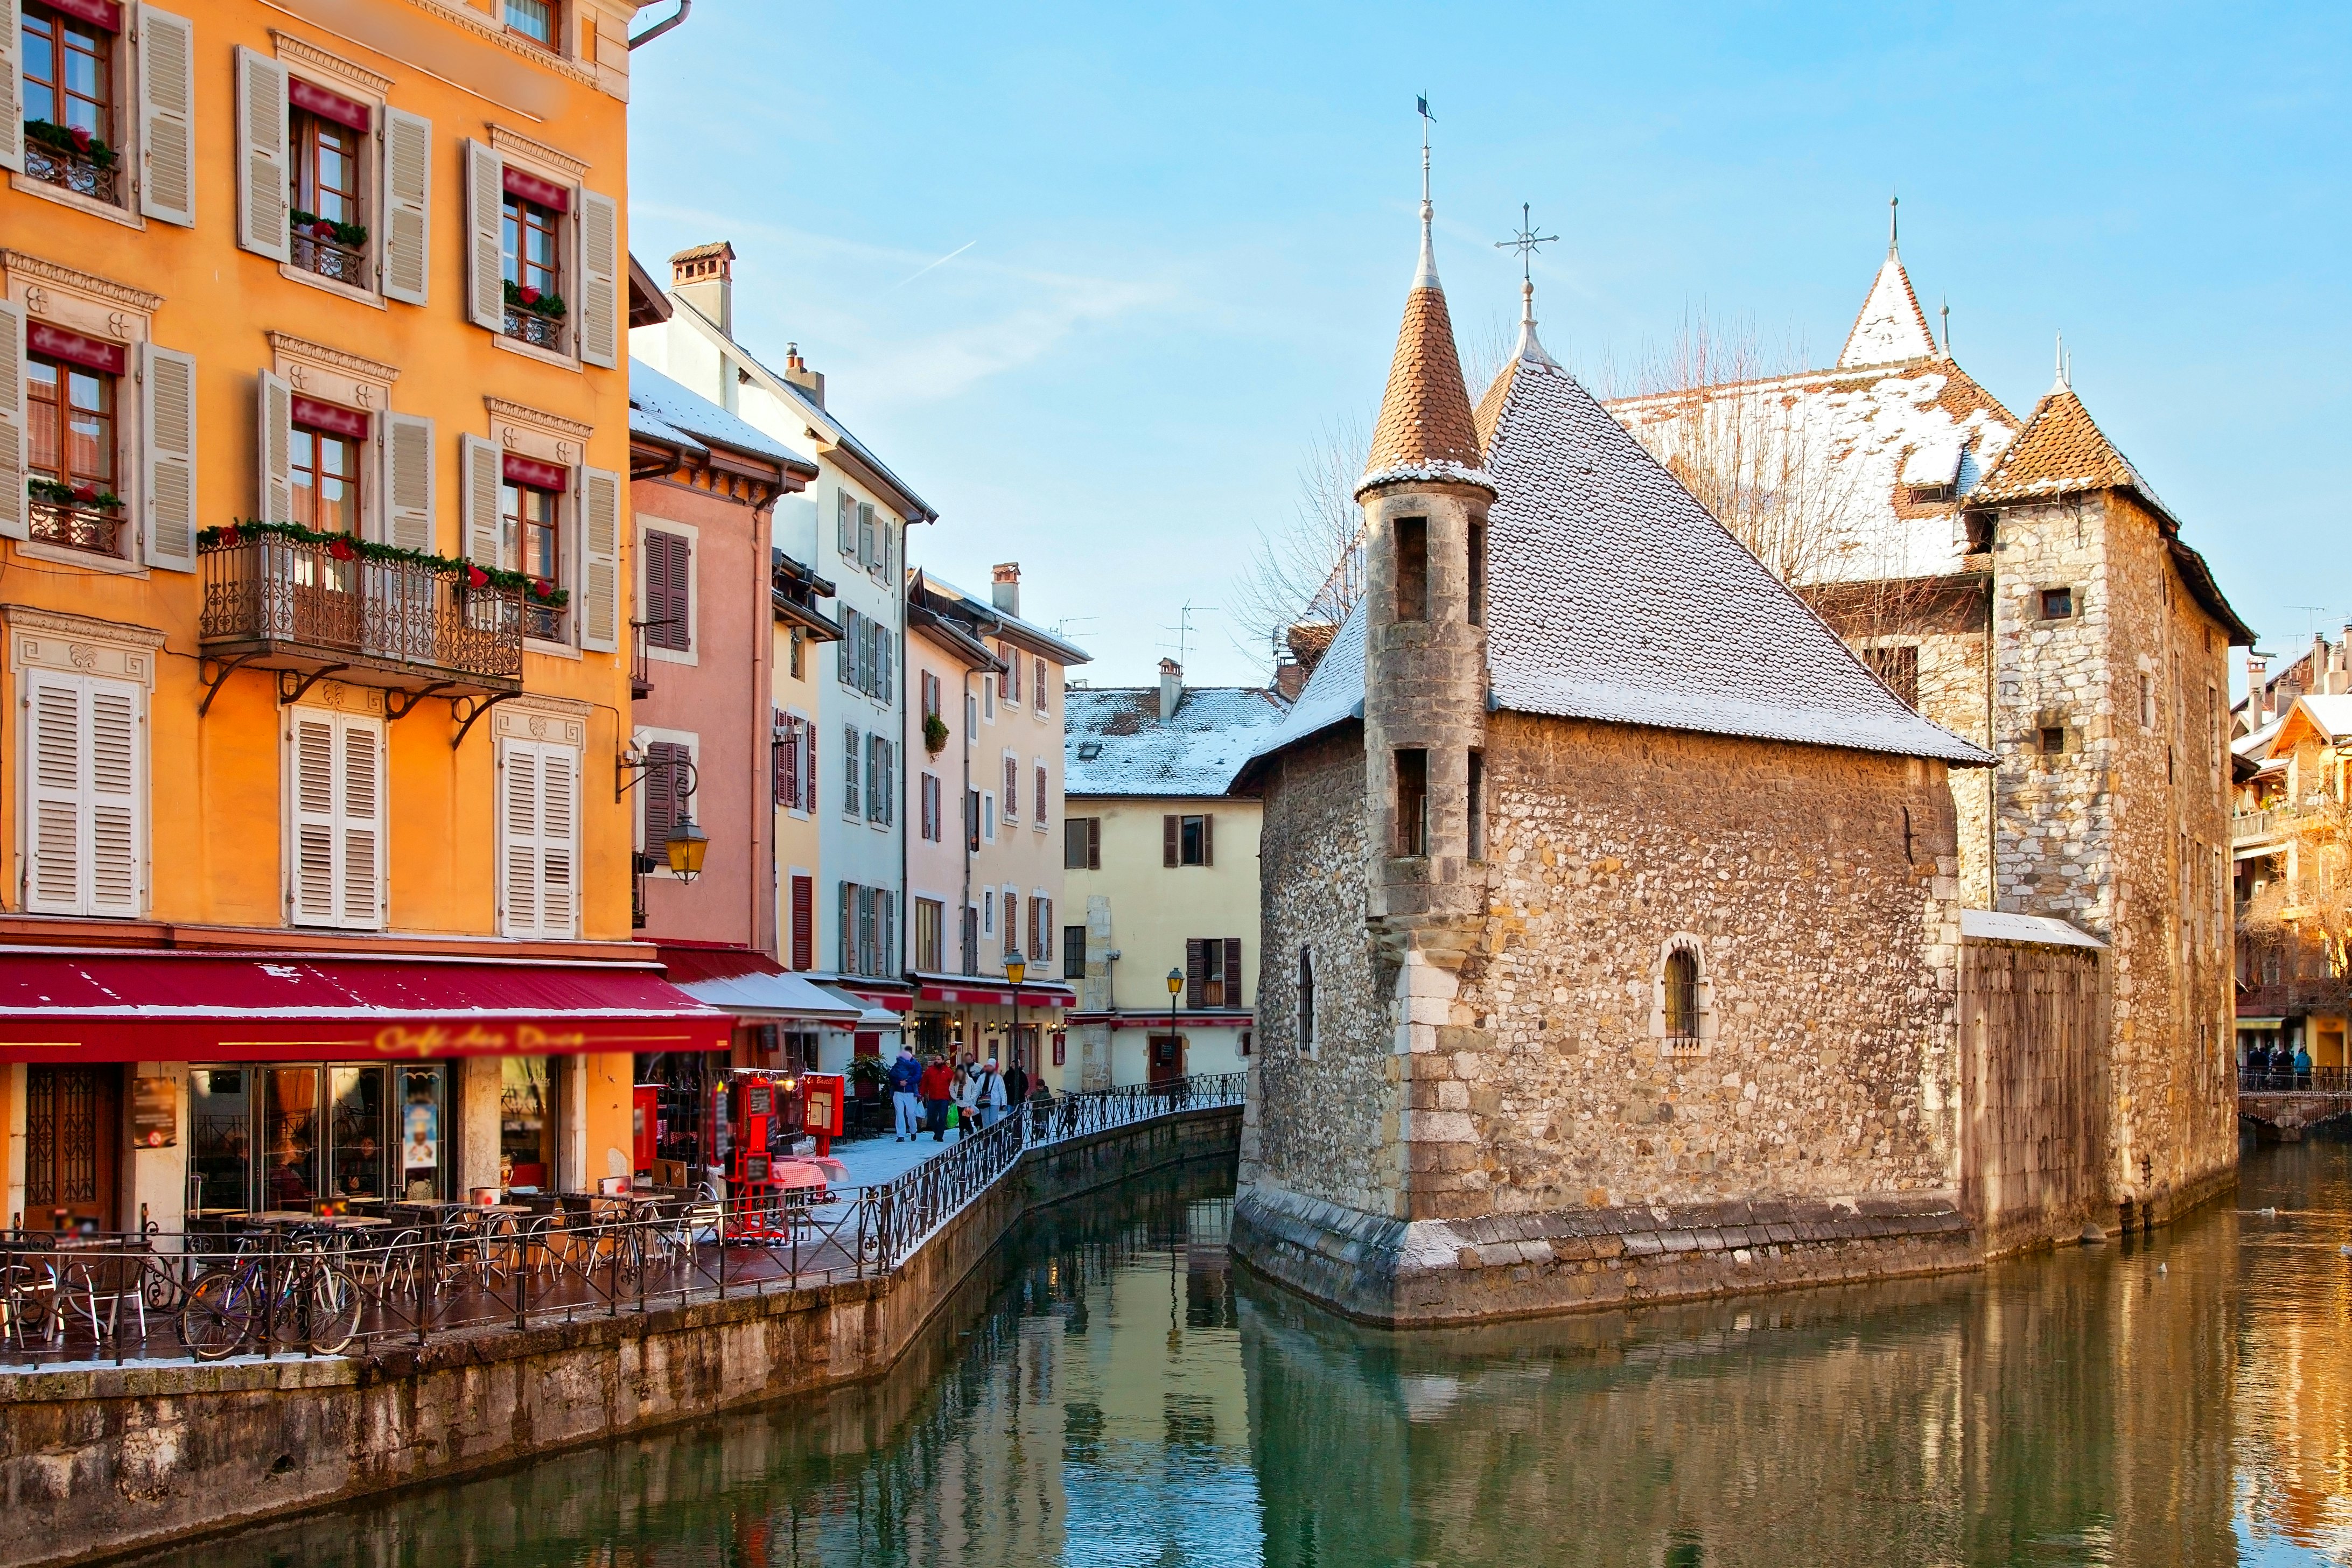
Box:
[1149,1034,1185,1086]
[25,1065,120,1229]
[188,1063,453,1217]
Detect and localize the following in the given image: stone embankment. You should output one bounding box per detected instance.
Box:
[0,1104,1240,1568]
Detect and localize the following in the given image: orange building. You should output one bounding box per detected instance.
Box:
[0,0,719,1234]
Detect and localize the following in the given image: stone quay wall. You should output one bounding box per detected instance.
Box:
[0,1108,1242,1568]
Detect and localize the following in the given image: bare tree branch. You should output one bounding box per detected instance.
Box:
[1230,415,1370,669]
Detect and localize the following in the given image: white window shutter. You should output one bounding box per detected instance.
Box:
[340,721,383,926]
[0,296,24,542]
[86,683,140,915]
[836,490,853,556]
[464,141,506,332]
[461,433,502,567]
[290,713,338,923]
[578,465,620,651]
[577,189,619,368]
[380,108,432,306]
[136,7,195,226]
[234,46,290,261]
[384,412,434,551]
[24,673,85,914]
[0,0,20,176]
[257,370,294,524]
[499,741,540,935]
[538,746,577,936]
[140,344,197,570]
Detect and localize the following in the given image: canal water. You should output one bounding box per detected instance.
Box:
[142,1137,2352,1567]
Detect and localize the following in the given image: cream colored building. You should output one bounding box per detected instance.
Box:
[1062,662,1290,1088]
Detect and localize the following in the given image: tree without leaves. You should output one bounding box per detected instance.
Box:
[1230,415,1370,671]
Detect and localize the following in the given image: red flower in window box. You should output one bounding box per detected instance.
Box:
[220,524,242,548]
[67,125,92,152]
[530,577,554,600]
[71,482,97,503]
[327,536,356,561]
[517,284,542,306]
[467,564,489,589]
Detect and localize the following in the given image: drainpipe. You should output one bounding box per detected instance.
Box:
[753,488,779,962]
[626,0,690,48]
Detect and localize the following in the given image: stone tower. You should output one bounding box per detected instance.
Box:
[1355,159,1494,1007]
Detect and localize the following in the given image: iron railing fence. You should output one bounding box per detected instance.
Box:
[200,531,524,685]
[2240,1066,2352,1095]
[27,500,125,557]
[290,233,369,286]
[24,142,118,203]
[0,1073,1245,1367]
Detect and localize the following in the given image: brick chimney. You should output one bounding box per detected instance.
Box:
[668,241,734,335]
[782,342,824,409]
[2247,654,2269,723]
[991,562,1021,619]
[1158,659,1183,722]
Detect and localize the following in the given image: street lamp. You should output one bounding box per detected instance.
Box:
[664,814,708,883]
[1166,966,1183,1083]
[1004,951,1025,1074]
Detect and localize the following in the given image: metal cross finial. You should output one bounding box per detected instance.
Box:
[1495,202,1558,283]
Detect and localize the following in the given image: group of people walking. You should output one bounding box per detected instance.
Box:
[886,1046,1045,1142]
[2246,1039,2316,1091]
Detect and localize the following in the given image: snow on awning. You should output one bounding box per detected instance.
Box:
[0,949,732,1063]
[1958,909,2106,950]
[654,943,863,1025]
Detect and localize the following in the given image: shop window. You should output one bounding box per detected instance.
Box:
[20,2,122,205]
[261,1065,321,1212]
[188,1068,251,1217]
[500,1056,560,1191]
[326,1066,389,1204]
[25,340,125,558]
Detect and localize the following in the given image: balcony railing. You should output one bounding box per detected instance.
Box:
[27,500,124,557]
[290,233,369,287]
[24,142,119,204]
[200,531,523,689]
[502,308,565,352]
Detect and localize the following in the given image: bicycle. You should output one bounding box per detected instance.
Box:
[178,1237,362,1359]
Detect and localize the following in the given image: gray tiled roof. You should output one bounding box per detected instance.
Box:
[1067,686,1291,798]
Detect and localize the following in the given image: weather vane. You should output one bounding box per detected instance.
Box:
[1495,202,1557,282]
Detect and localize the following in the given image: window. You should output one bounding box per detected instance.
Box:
[1467,517,1485,627]
[502,474,565,640]
[1395,748,1427,856]
[288,708,386,930]
[1003,754,1020,821]
[1032,898,1053,962]
[642,529,691,651]
[841,725,861,817]
[921,773,941,841]
[21,668,143,918]
[1002,645,1019,704]
[2140,673,2156,730]
[2039,726,2066,755]
[2039,586,2074,620]
[922,670,941,721]
[968,691,979,732]
[982,670,994,719]
[1467,748,1485,860]
[915,898,944,972]
[1034,657,1048,712]
[497,738,578,939]
[1298,948,1315,1054]
[1164,812,1213,867]
[967,788,981,852]
[983,792,996,842]
[290,398,363,535]
[1066,816,1101,870]
[1035,762,1048,827]
[24,339,123,558]
[1004,891,1018,954]
[1395,516,1427,621]
[20,3,121,204]
[867,736,893,824]
[1664,948,1699,1041]
[499,1057,559,1191]
[983,888,995,935]
[1186,938,1242,1009]
[773,714,802,810]
[504,0,557,46]
[640,739,691,858]
[500,174,566,351]
[1063,925,1087,981]
[789,874,814,970]
[288,101,367,286]
[1863,645,1919,709]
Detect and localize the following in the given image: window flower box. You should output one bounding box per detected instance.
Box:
[289,211,370,286]
[22,118,120,204]
[27,499,125,557]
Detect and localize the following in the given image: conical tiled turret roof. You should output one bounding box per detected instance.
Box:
[1971,381,2162,514]
[1837,247,1938,368]
[1357,222,1492,498]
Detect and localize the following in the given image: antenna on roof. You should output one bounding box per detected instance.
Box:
[1888,193,1899,253]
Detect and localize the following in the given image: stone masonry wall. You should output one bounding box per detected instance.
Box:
[1852,624,1993,906]
[1454,715,1967,1215]
[1241,723,1398,1219]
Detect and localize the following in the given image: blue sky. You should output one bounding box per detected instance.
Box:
[626,1,2348,690]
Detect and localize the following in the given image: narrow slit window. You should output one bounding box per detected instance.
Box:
[1297,947,1316,1054]
[1664,949,1699,1041]
[2039,726,2066,755]
[1467,516,1486,626]
[1395,516,1427,622]
[1395,747,1427,856]
[1467,748,1485,859]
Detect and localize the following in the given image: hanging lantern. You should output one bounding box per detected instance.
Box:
[664,814,709,883]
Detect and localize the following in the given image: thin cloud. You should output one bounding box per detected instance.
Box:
[889,240,976,291]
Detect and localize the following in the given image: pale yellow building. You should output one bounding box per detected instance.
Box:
[1061,662,1289,1088]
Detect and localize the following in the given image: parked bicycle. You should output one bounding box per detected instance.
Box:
[178,1238,362,1358]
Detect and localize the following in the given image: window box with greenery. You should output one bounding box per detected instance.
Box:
[289,209,369,287]
[26,477,127,556]
[22,118,120,202]
[502,278,566,351]
[923,712,950,755]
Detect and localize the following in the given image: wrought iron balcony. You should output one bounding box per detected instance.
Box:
[502,307,565,352]
[24,142,120,205]
[199,531,523,695]
[27,500,125,557]
[290,233,369,287]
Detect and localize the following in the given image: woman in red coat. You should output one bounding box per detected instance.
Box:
[918,1056,954,1142]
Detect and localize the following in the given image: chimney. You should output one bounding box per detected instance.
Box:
[2248,654,2269,723]
[782,343,824,409]
[991,562,1021,619]
[668,242,735,335]
[1158,659,1183,722]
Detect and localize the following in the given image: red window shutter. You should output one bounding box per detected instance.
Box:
[1004,755,1018,817]
[670,532,691,651]
[1163,815,1178,867]
[790,876,813,970]
[772,731,788,806]
[1224,938,1243,1010]
[1186,939,1206,1009]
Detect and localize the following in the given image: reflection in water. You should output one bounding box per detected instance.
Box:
[131,1140,2352,1567]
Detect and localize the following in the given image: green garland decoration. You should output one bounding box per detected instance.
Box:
[23,119,118,171]
[289,208,369,248]
[198,517,571,607]
[27,477,124,510]
[503,278,568,319]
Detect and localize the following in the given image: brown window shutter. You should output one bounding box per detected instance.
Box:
[1163,815,1178,867]
[1201,813,1214,866]
[1224,939,1243,1009]
[643,741,685,847]
[1088,816,1101,870]
[671,532,691,651]
[1186,939,1206,1009]
[791,876,813,970]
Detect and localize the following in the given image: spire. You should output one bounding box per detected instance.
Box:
[2052,330,2069,393]
[1358,101,1489,499]
[1836,198,1938,368]
[1494,202,1559,368]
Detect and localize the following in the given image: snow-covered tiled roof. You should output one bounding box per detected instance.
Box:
[629,406,705,455]
[2235,713,2284,762]
[914,572,1090,666]
[1067,685,1291,798]
[1838,248,1939,368]
[630,360,807,471]
[1959,909,2106,950]
[1244,604,1365,765]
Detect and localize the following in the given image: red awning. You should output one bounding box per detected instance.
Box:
[0,949,732,1063]
[914,979,1077,1007]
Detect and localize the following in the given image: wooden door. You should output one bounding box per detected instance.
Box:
[1149,1034,1184,1086]
[26,1066,121,1230]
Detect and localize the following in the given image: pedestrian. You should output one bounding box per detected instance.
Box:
[976,1057,1009,1129]
[919,1053,954,1142]
[2294,1040,2314,1091]
[888,1045,923,1141]
[955,1059,983,1138]
[1004,1059,1030,1108]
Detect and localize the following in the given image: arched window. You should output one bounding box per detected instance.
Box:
[1664,948,1699,1042]
[1297,947,1316,1055]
